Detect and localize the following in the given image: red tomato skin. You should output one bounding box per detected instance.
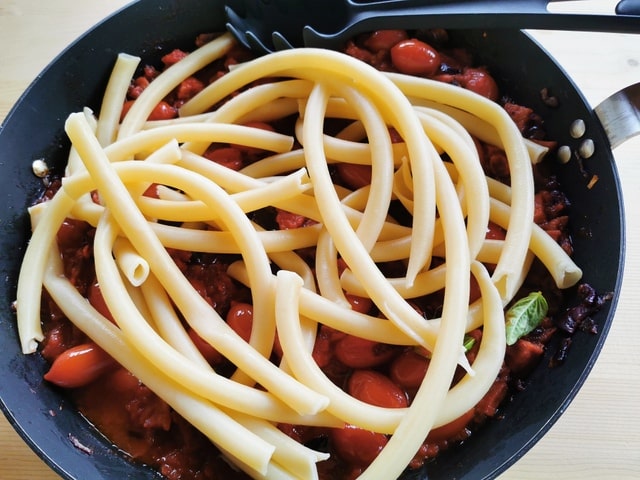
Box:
[426,408,475,443]
[161,48,188,67]
[485,221,507,240]
[44,342,118,388]
[389,349,430,390]
[335,163,372,190]
[390,39,441,76]
[176,76,204,100]
[469,275,482,304]
[148,101,178,120]
[203,146,244,170]
[87,281,116,324]
[347,370,408,408]
[232,121,275,156]
[457,68,499,101]
[363,29,408,52]
[187,328,224,365]
[334,335,397,369]
[345,293,373,315]
[226,302,253,342]
[330,424,388,466]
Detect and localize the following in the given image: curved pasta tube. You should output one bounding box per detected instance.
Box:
[16,37,586,480]
[65,112,329,416]
[118,33,235,138]
[181,48,439,286]
[302,82,436,348]
[387,72,534,300]
[42,247,277,475]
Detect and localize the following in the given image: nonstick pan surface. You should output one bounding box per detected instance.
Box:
[0,1,636,479]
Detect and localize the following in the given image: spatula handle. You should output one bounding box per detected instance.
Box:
[616,0,640,15]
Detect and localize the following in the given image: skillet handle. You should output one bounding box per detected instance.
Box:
[616,0,640,15]
[594,83,640,149]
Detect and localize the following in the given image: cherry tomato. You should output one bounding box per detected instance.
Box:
[232,121,276,156]
[330,424,388,466]
[176,76,205,100]
[44,342,118,388]
[87,281,116,324]
[390,39,441,76]
[56,218,91,251]
[457,68,499,101]
[335,335,397,369]
[335,163,372,190]
[187,328,224,365]
[345,293,373,315]
[226,302,253,342]
[469,275,482,304]
[347,370,407,408]
[203,146,244,170]
[148,101,178,120]
[161,48,188,67]
[485,220,506,240]
[275,209,313,230]
[426,408,475,443]
[120,100,135,121]
[363,29,408,52]
[389,349,430,390]
[312,326,334,368]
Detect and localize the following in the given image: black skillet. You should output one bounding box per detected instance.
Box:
[0,0,629,479]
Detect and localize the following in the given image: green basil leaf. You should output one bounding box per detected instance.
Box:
[463,335,476,352]
[505,291,548,346]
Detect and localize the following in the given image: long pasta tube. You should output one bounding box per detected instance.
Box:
[436,261,506,427]
[274,269,404,434]
[387,72,534,300]
[139,272,212,370]
[112,237,149,286]
[96,52,140,146]
[358,129,471,480]
[64,112,330,416]
[416,109,490,261]
[42,247,277,476]
[17,190,76,353]
[118,32,235,138]
[180,49,438,285]
[227,260,415,344]
[302,82,437,349]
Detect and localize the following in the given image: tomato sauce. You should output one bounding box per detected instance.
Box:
[35,29,611,480]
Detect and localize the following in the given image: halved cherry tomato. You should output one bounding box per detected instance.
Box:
[347,369,407,408]
[44,342,118,388]
[176,76,205,101]
[330,424,388,466]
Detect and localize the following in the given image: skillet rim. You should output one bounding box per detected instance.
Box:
[0,1,625,479]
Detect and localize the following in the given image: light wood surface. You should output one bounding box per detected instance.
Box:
[1,1,638,479]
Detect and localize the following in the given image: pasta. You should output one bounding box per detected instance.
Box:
[16,31,584,480]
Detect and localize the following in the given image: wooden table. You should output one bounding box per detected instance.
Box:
[1,1,638,479]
